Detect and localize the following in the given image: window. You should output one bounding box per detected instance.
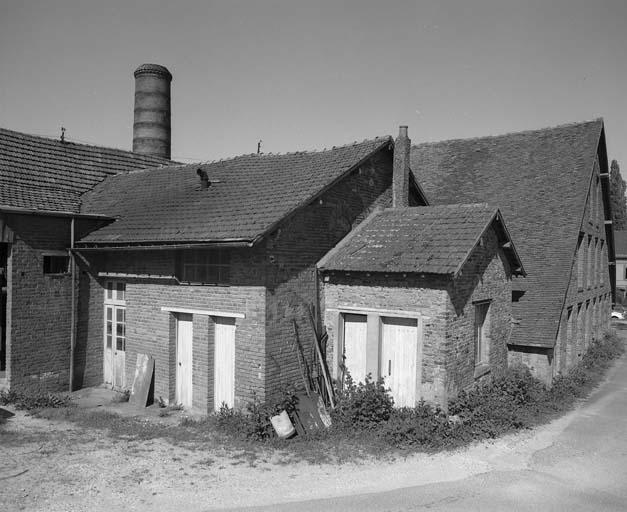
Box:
[105,281,126,302]
[512,290,525,302]
[179,249,230,284]
[106,305,126,351]
[577,235,584,290]
[601,241,605,284]
[104,281,126,351]
[43,253,69,274]
[593,238,598,286]
[474,301,490,365]
[586,236,592,289]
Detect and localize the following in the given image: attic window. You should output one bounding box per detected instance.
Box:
[179,249,230,284]
[43,252,70,275]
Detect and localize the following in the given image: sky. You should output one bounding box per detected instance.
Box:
[1,0,626,167]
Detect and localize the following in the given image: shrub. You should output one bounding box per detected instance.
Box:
[0,390,72,410]
[448,365,546,438]
[210,387,299,441]
[377,401,451,449]
[331,373,394,431]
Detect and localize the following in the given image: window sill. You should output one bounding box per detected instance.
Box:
[474,363,490,380]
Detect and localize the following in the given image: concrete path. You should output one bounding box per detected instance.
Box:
[231,336,627,512]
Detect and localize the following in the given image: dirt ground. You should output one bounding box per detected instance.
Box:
[0,384,584,512]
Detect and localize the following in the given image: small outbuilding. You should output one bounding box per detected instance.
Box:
[318,204,525,407]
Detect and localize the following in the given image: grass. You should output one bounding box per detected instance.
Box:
[2,331,623,464]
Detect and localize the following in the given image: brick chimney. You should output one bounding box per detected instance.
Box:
[392,125,410,208]
[133,63,172,159]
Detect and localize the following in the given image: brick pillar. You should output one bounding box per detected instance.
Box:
[392,125,410,208]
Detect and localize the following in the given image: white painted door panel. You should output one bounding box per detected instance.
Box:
[176,314,193,408]
[113,306,126,389]
[214,317,236,411]
[104,306,113,385]
[104,305,126,389]
[342,314,368,383]
[381,317,417,407]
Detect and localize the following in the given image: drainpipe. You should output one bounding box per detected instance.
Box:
[69,217,76,392]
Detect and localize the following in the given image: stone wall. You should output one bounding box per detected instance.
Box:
[444,226,513,396]
[322,225,513,406]
[514,157,612,383]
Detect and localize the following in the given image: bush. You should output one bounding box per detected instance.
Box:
[0,390,72,410]
[377,401,451,449]
[549,332,625,407]
[210,387,299,441]
[331,373,394,431]
[448,366,545,439]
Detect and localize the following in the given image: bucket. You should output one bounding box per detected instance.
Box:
[270,410,296,439]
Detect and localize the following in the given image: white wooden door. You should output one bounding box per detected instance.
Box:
[176,314,193,408]
[104,305,126,389]
[214,317,236,411]
[342,314,368,383]
[381,317,417,407]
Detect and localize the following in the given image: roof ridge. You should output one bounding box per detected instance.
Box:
[122,135,393,175]
[411,118,604,149]
[0,126,173,164]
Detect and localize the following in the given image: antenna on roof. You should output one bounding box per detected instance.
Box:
[60,126,66,143]
[257,140,262,154]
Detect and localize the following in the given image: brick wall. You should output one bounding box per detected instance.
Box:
[4,214,73,392]
[78,248,266,411]
[444,227,512,395]
[75,145,422,409]
[263,148,397,401]
[549,156,611,378]
[322,225,512,406]
[323,273,448,403]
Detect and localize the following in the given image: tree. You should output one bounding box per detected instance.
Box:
[610,160,627,230]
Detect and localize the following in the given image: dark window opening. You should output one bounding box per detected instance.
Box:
[43,254,69,274]
[512,290,525,302]
[178,249,230,284]
[1,242,7,372]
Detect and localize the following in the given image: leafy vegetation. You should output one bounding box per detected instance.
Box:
[207,331,624,453]
[0,389,72,410]
[610,159,627,229]
[3,332,623,463]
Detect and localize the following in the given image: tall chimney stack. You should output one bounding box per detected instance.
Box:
[392,125,410,208]
[133,63,172,159]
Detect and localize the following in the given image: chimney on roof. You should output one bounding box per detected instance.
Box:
[392,125,410,208]
[132,63,172,159]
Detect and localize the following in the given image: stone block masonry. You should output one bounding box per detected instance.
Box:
[323,225,513,406]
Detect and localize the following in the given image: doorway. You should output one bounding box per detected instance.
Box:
[380,317,418,407]
[214,317,235,411]
[176,314,193,408]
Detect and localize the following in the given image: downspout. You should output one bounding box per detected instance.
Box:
[69,217,76,392]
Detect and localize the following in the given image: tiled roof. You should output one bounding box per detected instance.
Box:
[410,119,605,347]
[0,128,172,214]
[318,204,523,275]
[614,230,627,258]
[78,137,392,245]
